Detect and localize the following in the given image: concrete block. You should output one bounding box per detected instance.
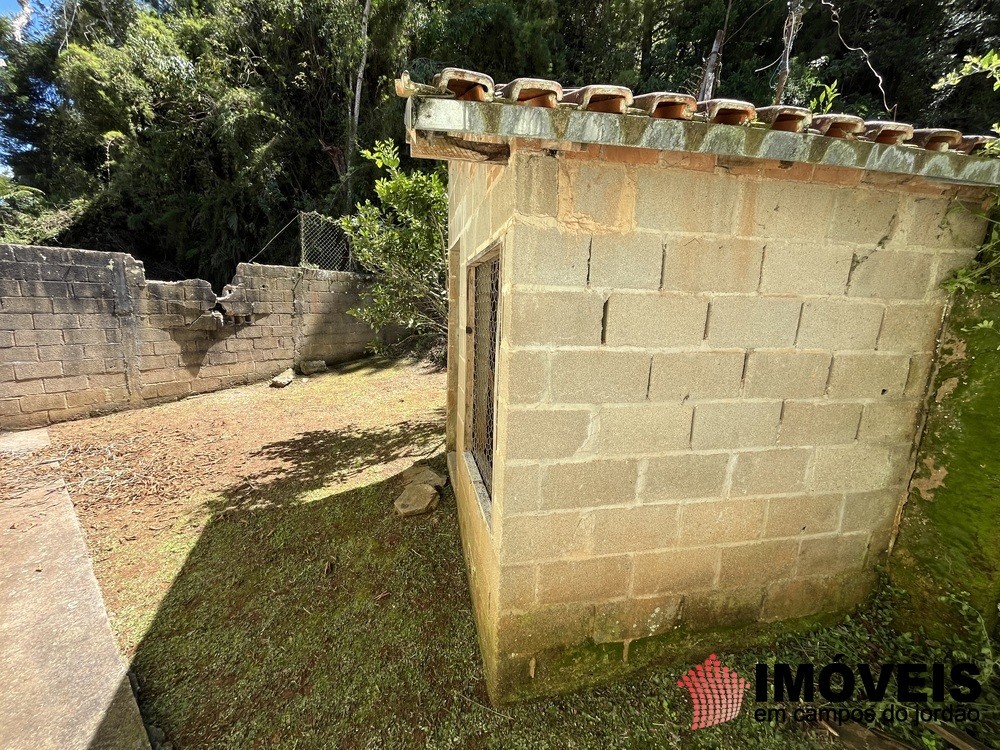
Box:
[499,512,594,564]
[832,187,902,245]
[730,448,812,496]
[0,313,34,331]
[0,378,43,399]
[508,290,604,346]
[905,196,988,250]
[812,445,891,492]
[661,237,764,294]
[718,539,799,586]
[0,346,39,365]
[765,494,843,537]
[61,329,107,346]
[743,350,831,398]
[847,251,934,300]
[841,488,901,535]
[563,161,634,229]
[508,225,589,287]
[539,459,639,510]
[858,401,919,442]
[593,595,682,644]
[877,303,944,353]
[515,153,559,218]
[42,376,90,394]
[13,330,63,346]
[682,587,764,629]
[758,242,853,296]
[797,533,869,576]
[1,297,53,314]
[779,401,862,445]
[632,547,718,595]
[589,233,663,290]
[499,464,541,514]
[14,360,62,380]
[827,353,910,398]
[641,452,730,501]
[591,504,679,554]
[498,565,536,610]
[604,293,708,347]
[503,349,548,404]
[706,297,801,348]
[796,299,885,351]
[536,555,630,604]
[905,354,934,397]
[504,408,592,460]
[691,401,781,449]
[596,403,692,455]
[748,179,837,242]
[678,498,767,545]
[637,169,738,234]
[496,603,594,654]
[19,392,67,412]
[549,350,650,404]
[649,351,745,401]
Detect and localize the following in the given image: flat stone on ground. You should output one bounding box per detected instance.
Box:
[0,428,51,453]
[270,369,294,388]
[400,464,447,488]
[298,360,329,375]
[394,483,440,517]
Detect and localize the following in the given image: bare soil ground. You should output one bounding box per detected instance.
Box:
[0,357,447,656]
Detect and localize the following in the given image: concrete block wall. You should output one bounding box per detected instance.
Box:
[446,146,989,702]
[445,158,515,689]
[0,245,375,428]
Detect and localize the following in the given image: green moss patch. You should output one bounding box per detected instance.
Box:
[890,290,1000,637]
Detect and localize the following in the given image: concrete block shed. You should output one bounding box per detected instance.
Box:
[397,70,1000,703]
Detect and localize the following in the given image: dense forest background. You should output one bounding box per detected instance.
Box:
[1,0,999,285]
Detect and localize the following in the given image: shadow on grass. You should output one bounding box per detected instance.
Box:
[88,415,492,749]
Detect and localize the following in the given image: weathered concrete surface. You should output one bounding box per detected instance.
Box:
[0,431,149,750]
[406,97,1000,187]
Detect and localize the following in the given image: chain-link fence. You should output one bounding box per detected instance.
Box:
[299,211,353,271]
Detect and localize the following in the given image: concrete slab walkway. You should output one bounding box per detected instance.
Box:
[0,429,150,750]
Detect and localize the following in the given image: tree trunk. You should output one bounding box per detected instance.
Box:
[773,0,805,105]
[698,30,725,101]
[345,0,373,206]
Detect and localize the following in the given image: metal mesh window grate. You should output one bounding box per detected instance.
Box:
[299,211,354,271]
[470,255,500,496]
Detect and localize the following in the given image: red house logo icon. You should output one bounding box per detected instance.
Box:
[677,653,750,729]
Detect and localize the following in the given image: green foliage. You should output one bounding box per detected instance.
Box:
[934,50,1000,155]
[809,79,840,114]
[1,0,999,289]
[339,141,448,352]
[936,50,1000,92]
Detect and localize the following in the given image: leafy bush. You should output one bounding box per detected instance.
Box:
[339,141,448,355]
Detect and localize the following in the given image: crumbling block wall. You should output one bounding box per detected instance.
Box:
[447,146,989,702]
[0,245,375,428]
